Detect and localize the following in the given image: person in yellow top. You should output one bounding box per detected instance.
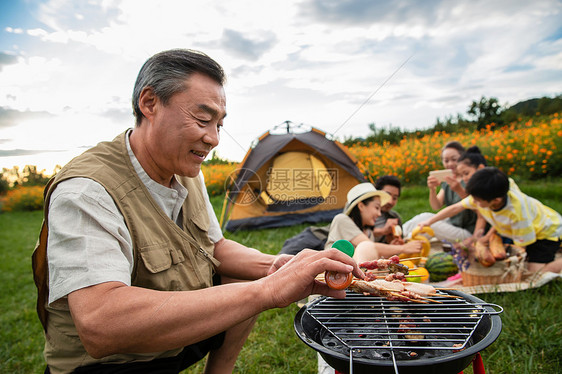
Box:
[418,167,562,273]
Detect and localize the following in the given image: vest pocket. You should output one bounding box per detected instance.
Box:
[138,242,175,273]
[190,208,210,232]
[136,241,212,291]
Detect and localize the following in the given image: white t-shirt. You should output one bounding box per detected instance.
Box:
[324,213,374,250]
[47,132,222,305]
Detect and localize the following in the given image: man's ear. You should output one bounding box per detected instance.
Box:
[138,87,158,123]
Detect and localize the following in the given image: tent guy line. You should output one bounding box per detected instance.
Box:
[331,53,415,138]
[218,53,414,163]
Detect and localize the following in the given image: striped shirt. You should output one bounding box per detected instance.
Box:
[461,186,562,247]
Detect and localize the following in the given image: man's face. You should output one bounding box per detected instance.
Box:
[146,73,226,178]
[380,185,399,212]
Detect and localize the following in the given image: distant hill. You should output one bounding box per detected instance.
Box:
[506,95,562,117]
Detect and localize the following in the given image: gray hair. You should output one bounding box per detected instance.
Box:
[132,49,226,125]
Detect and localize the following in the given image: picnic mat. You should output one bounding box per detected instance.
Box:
[436,270,562,294]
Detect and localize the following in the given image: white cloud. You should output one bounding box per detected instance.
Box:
[1,0,561,170]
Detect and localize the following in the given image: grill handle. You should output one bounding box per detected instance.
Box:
[476,303,503,315]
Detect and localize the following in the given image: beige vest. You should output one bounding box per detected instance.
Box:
[32,131,220,373]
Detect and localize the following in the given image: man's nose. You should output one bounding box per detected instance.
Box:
[203,125,220,147]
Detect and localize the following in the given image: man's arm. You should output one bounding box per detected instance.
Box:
[68,248,363,359]
[373,218,399,238]
[212,238,291,279]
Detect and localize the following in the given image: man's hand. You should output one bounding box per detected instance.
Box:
[267,254,293,275]
[382,218,399,235]
[260,249,364,309]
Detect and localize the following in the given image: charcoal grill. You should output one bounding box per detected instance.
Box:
[294,290,502,374]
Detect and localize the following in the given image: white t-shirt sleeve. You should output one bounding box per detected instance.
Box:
[47,178,133,305]
[199,172,223,243]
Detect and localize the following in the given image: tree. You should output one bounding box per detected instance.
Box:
[21,165,51,186]
[0,172,9,195]
[467,96,504,130]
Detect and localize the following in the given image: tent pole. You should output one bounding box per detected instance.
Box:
[219,189,230,229]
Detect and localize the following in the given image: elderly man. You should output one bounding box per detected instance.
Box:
[32,49,362,374]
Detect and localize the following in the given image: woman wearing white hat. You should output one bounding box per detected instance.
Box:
[324,183,422,264]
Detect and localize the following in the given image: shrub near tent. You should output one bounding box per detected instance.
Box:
[221,123,366,231]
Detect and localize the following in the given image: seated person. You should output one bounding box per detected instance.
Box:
[372,175,403,243]
[325,183,421,264]
[403,141,477,243]
[280,175,416,256]
[417,167,562,273]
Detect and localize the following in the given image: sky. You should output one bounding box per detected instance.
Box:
[1,0,561,174]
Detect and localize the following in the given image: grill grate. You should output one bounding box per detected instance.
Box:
[305,290,502,364]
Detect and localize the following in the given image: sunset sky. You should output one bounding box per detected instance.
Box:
[1,0,561,173]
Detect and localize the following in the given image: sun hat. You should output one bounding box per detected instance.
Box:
[343,183,391,215]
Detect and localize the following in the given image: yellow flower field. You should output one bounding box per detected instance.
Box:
[348,113,562,184]
[201,162,239,196]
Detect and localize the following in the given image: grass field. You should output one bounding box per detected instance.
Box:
[1,181,561,373]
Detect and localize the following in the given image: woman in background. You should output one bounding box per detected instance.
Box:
[325,183,421,264]
[403,141,477,243]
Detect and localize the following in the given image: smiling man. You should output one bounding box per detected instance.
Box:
[31,49,363,374]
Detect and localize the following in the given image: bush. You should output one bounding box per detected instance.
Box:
[1,186,44,212]
[201,163,239,196]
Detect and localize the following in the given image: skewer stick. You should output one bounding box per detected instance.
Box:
[373,275,421,279]
[417,296,443,303]
[390,292,428,303]
[428,293,462,299]
[399,257,424,262]
[366,267,418,274]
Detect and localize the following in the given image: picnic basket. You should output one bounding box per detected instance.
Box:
[461,244,526,286]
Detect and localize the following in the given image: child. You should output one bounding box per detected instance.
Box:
[418,167,562,273]
[456,146,519,191]
[456,146,487,183]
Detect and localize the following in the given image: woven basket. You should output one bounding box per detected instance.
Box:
[462,245,526,286]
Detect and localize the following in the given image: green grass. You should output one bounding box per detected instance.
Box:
[0,210,45,373]
[1,180,561,373]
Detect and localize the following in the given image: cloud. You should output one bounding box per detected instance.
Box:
[0,52,18,71]
[1,0,561,170]
[36,0,121,32]
[220,29,277,61]
[0,107,54,129]
[0,148,62,157]
[100,107,133,124]
[300,0,442,26]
